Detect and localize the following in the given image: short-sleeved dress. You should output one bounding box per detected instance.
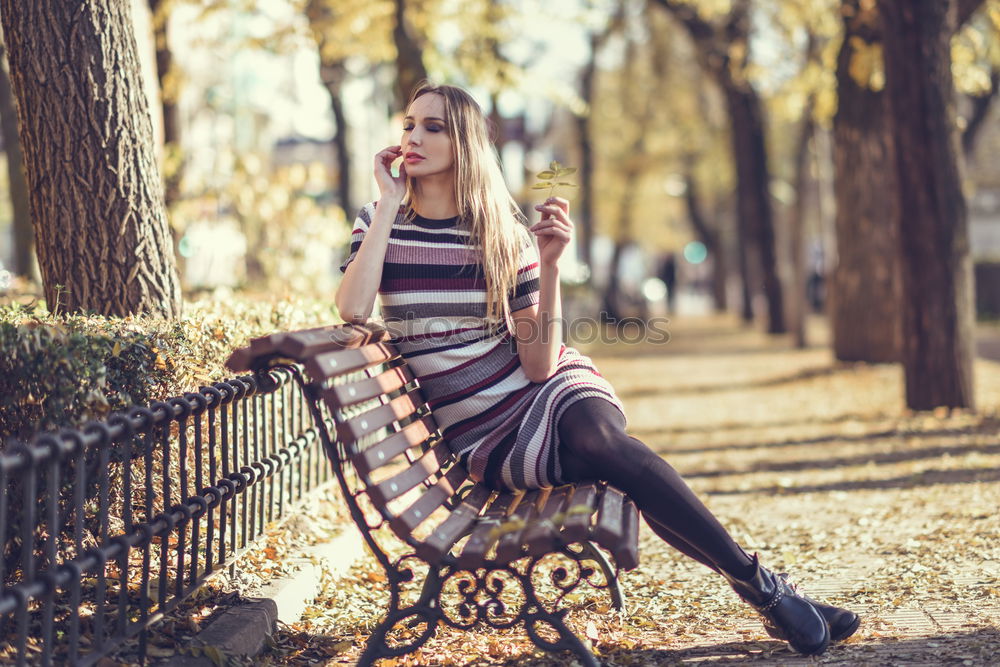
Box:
[340,202,626,491]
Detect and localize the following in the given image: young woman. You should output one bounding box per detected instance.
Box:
[335,82,859,656]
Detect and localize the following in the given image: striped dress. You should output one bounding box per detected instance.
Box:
[340,201,626,491]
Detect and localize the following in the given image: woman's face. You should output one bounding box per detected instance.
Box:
[401,93,454,180]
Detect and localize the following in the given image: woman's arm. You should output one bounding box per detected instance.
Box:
[513,265,563,382]
[334,146,406,323]
[335,195,402,322]
[513,197,572,382]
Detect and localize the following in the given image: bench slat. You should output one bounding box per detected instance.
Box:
[323,364,412,409]
[592,485,625,545]
[226,334,286,371]
[226,324,376,372]
[305,343,399,383]
[367,441,454,507]
[336,389,426,442]
[592,485,639,570]
[524,486,572,557]
[281,323,383,357]
[494,490,541,564]
[418,484,493,563]
[560,483,599,543]
[456,491,521,569]
[391,464,470,535]
[226,331,295,371]
[350,417,437,478]
[616,498,640,571]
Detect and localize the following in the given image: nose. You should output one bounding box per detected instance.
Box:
[408,126,423,146]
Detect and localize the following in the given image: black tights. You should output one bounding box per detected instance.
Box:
[557,398,754,579]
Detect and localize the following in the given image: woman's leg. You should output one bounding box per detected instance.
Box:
[556,397,848,655]
[642,514,720,573]
[556,398,753,578]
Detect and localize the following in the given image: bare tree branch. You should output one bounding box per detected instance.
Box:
[649,0,727,79]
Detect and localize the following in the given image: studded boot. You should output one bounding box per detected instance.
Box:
[762,573,860,642]
[723,554,830,655]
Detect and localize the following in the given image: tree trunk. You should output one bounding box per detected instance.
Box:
[710,245,729,312]
[880,0,975,410]
[576,51,597,272]
[303,0,355,218]
[0,38,32,279]
[962,69,999,156]
[517,111,536,214]
[734,204,753,321]
[724,85,785,332]
[148,0,181,209]
[652,0,782,329]
[0,0,181,317]
[683,170,727,312]
[146,0,186,285]
[789,101,815,349]
[603,159,641,320]
[321,61,354,218]
[603,238,626,320]
[392,0,428,109]
[576,16,620,275]
[830,1,902,363]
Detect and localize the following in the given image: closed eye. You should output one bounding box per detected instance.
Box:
[402,120,446,132]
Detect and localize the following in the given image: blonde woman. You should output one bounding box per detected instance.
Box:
[335,82,858,656]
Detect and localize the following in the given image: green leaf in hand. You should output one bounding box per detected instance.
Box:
[533,161,579,199]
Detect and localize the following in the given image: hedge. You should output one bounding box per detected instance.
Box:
[0,295,337,444]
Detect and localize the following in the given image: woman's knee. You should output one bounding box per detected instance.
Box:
[558,401,634,465]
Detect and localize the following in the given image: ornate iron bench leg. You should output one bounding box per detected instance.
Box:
[417,564,443,608]
[578,541,626,612]
[358,560,444,666]
[524,607,601,667]
[520,551,605,666]
[357,604,440,667]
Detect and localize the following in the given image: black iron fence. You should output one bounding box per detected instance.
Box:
[0,365,331,666]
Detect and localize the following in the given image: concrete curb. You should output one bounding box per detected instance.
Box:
[157,527,366,666]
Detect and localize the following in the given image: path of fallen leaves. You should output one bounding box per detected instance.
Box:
[139,315,1000,666]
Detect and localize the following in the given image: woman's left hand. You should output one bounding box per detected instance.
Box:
[531,197,573,266]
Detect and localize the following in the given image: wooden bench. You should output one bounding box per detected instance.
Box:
[226,322,639,666]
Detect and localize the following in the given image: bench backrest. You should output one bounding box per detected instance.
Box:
[227,323,473,561]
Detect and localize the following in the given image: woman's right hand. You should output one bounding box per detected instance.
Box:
[374,145,406,201]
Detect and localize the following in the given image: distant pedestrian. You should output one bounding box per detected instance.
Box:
[659,251,677,313]
[807,242,826,312]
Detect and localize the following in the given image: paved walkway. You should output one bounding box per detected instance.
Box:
[577,315,1000,665]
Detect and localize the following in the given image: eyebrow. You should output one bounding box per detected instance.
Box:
[403,116,446,122]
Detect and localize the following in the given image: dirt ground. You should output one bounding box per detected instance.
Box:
[265,315,1000,666]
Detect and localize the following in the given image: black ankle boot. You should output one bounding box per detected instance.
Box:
[762,573,860,642]
[723,555,830,655]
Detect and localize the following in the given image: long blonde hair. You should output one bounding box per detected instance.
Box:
[404,82,528,333]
